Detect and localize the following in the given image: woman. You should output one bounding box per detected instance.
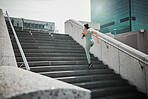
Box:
[82,24,100,69]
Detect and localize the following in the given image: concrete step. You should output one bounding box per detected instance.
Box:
[13,46,84,50]
[16,56,98,62]
[51,33,70,36]
[14,53,92,57]
[31,33,69,37]
[9,31,31,35]
[32,34,73,39]
[11,39,78,44]
[27,64,108,72]
[30,32,69,37]
[9,34,32,37]
[96,92,147,99]
[14,49,86,53]
[12,43,82,48]
[40,69,114,78]
[10,33,71,37]
[56,74,121,83]
[13,45,83,50]
[10,35,74,40]
[12,38,76,43]
[36,40,78,44]
[17,60,102,67]
[9,31,69,37]
[91,86,137,98]
[12,41,79,46]
[17,37,74,41]
[74,79,129,89]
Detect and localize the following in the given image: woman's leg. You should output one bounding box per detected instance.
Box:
[85,41,91,64]
[85,39,94,69]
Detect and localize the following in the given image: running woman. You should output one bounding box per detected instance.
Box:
[82,24,100,69]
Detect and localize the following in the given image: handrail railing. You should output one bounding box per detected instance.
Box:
[6,11,30,70]
[68,19,148,65]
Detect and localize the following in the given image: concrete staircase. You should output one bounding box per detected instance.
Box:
[9,29,146,99]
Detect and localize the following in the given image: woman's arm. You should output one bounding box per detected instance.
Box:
[82,30,87,39]
[91,31,100,44]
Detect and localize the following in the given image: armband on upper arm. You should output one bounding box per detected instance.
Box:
[82,34,85,37]
[82,33,85,38]
[82,33,85,37]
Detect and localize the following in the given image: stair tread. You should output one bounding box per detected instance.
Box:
[94,92,145,99]
[25,64,106,69]
[91,85,135,92]
[16,56,95,58]
[91,86,137,98]
[74,79,127,86]
[56,74,120,80]
[18,60,101,63]
[39,69,113,74]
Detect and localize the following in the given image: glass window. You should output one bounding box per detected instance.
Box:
[101,22,115,28]
[120,17,129,23]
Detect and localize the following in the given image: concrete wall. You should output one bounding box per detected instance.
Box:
[0,66,90,99]
[79,21,100,31]
[115,30,148,54]
[65,19,148,95]
[0,9,17,67]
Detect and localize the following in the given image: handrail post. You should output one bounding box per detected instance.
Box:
[6,11,30,70]
[21,18,24,31]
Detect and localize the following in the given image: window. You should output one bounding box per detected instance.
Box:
[132,17,136,20]
[101,22,115,28]
[120,17,129,23]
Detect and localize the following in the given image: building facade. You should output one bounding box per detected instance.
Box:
[5,17,55,32]
[91,0,148,34]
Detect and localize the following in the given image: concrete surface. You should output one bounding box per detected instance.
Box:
[0,66,91,99]
[79,21,100,30]
[115,30,148,54]
[145,56,148,95]
[91,35,102,61]
[101,41,120,74]
[0,9,17,67]
[119,51,146,93]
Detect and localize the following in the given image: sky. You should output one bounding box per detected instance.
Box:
[0,0,90,33]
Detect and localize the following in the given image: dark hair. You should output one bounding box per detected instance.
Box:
[84,24,90,29]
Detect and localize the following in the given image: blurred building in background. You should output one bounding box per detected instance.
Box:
[91,0,148,34]
[5,17,55,32]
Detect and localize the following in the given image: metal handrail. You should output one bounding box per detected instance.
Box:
[6,11,30,70]
[68,19,148,65]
